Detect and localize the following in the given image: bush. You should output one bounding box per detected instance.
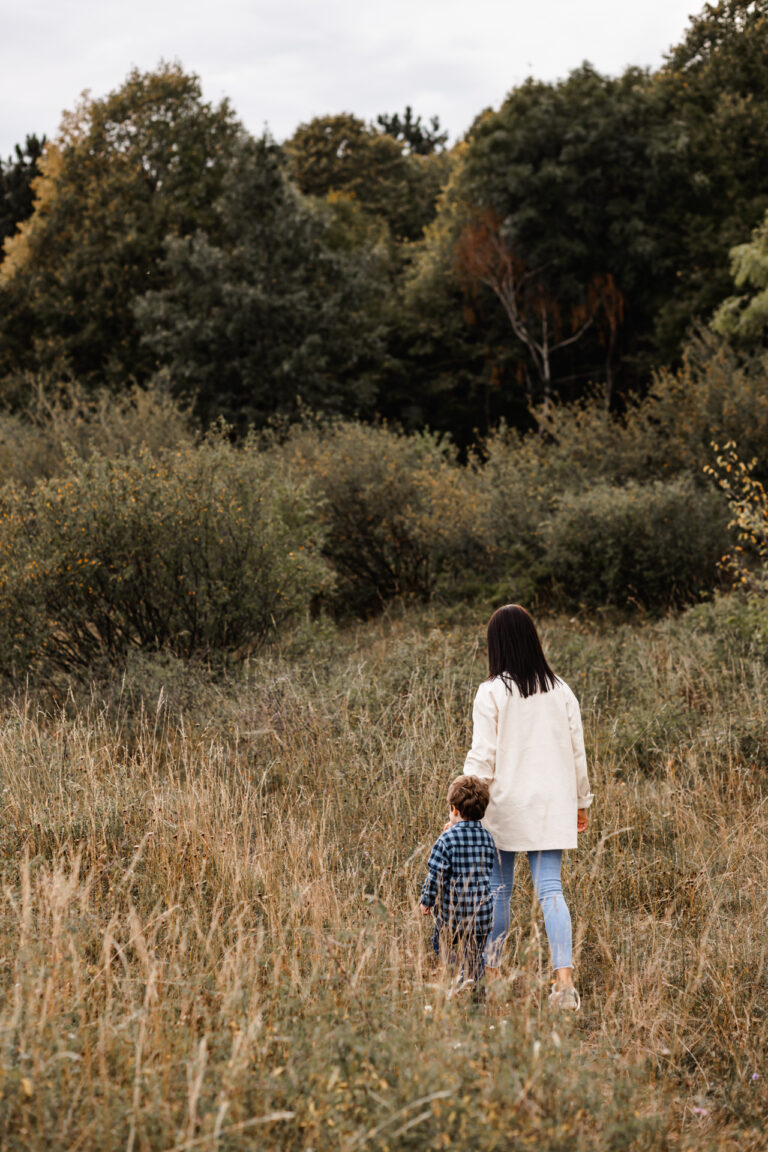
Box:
[466,427,554,606]
[0,434,330,678]
[476,399,687,583]
[540,477,731,611]
[475,418,676,608]
[480,332,768,505]
[529,392,679,485]
[705,442,768,593]
[0,377,195,487]
[283,420,492,611]
[472,334,768,611]
[640,330,768,480]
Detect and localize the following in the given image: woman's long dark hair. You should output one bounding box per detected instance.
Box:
[486,604,557,698]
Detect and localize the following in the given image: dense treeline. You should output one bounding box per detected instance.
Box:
[4,325,767,682]
[1,0,768,440]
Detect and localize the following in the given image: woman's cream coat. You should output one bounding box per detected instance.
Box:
[463,677,593,852]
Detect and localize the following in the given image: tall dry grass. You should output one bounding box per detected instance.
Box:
[0,600,766,1149]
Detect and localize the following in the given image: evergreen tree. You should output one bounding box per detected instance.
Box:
[135,136,387,425]
[0,134,46,247]
[376,107,448,155]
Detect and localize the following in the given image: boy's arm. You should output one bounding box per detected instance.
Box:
[420,840,449,911]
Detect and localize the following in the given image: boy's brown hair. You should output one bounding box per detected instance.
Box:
[447,775,490,821]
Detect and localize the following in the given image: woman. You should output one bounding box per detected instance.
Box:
[463,604,593,1009]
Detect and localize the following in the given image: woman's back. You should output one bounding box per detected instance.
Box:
[464,676,592,852]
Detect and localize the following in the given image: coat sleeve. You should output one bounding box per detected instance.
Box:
[564,685,594,809]
[463,682,498,782]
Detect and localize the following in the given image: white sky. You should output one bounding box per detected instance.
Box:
[1,0,700,157]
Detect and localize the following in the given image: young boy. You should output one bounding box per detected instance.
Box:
[420,775,496,989]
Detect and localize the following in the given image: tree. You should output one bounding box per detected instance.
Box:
[414,66,676,410]
[654,0,768,357]
[712,208,768,341]
[367,146,515,441]
[375,106,448,155]
[285,114,448,242]
[134,136,387,426]
[455,210,624,408]
[0,134,46,248]
[0,64,240,392]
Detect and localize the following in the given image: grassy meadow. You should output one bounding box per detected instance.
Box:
[0,595,765,1150]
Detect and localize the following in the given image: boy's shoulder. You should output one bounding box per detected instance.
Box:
[441,820,495,848]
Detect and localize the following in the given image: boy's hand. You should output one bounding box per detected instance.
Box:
[419,904,432,916]
[577,808,589,833]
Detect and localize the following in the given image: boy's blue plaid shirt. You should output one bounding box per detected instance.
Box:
[420,820,495,937]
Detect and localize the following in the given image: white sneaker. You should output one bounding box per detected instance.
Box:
[548,983,581,1011]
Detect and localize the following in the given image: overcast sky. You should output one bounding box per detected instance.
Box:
[2,0,700,158]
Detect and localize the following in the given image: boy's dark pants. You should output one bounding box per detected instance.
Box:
[432,922,489,986]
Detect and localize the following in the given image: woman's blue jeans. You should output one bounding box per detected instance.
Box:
[485,849,573,970]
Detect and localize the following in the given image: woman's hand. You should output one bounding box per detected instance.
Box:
[419,904,432,917]
[577,808,589,833]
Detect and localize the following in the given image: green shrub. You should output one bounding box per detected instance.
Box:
[0,434,330,678]
[480,332,768,504]
[529,392,679,485]
[0,377,195,487]
[475,418,668,607]
[476,427,554,597]
[682,592,768,665]
[520,332,768,489]
[471,334,768,611]
[476,404,683,603]
[541,477,731,611]
[283,420,492,610]
[640,330,768,480]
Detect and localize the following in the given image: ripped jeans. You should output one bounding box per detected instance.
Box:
[485,849,573,970]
